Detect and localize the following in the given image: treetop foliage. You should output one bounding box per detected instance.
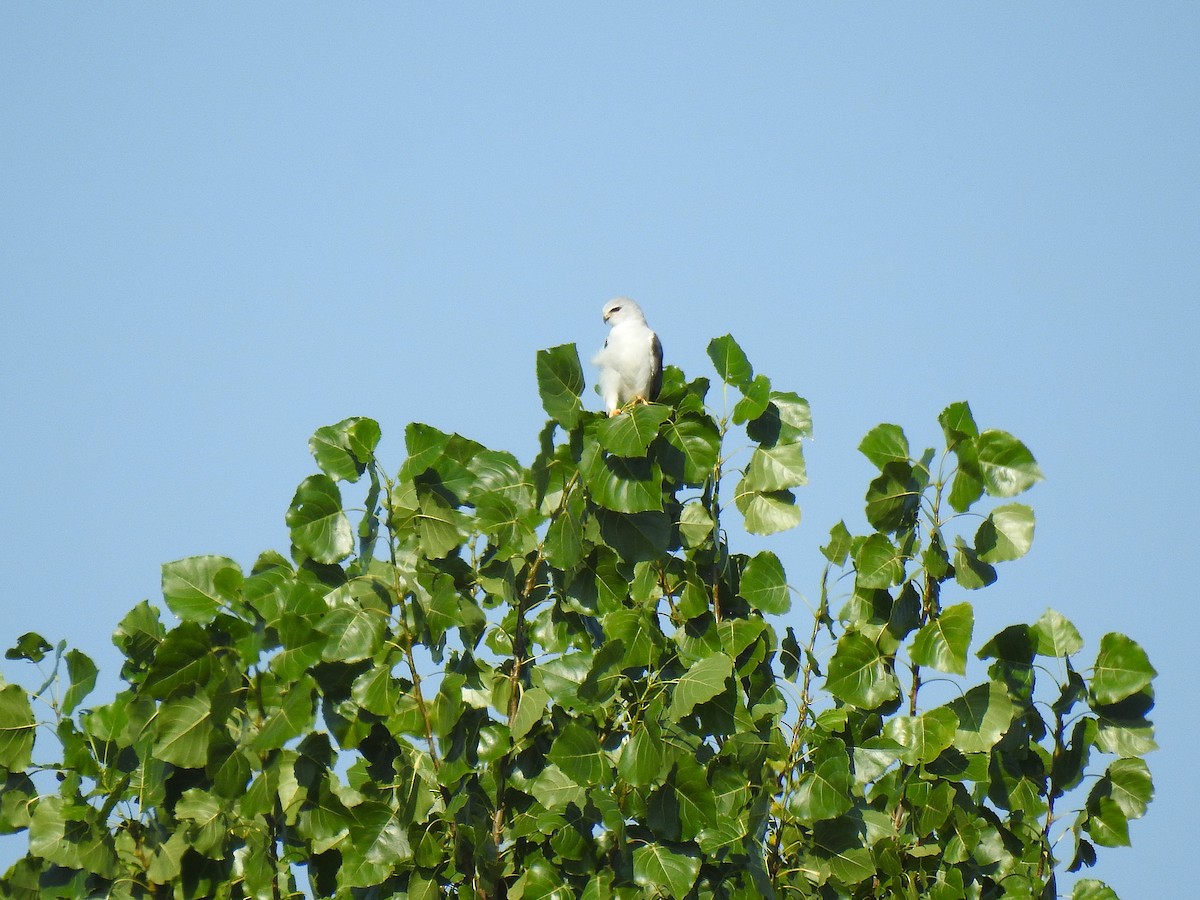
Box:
[0,335,1155,899]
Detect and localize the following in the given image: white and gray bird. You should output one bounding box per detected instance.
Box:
[591,297,663,417]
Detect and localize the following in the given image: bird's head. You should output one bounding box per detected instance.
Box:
[602,296,646,326]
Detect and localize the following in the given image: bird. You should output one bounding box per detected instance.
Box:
[591,297,663,417]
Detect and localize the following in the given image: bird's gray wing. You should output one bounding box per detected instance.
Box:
[649,332,664,401]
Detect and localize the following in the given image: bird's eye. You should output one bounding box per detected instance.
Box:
[611,306,621,314]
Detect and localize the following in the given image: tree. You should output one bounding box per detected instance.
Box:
[0,335,1156,899]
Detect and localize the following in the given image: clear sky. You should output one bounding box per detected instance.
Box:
[2,4,1196,895]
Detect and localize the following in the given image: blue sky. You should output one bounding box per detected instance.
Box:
[2,4,1197,894]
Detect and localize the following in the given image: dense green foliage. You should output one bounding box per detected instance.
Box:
[0,337,1156,899]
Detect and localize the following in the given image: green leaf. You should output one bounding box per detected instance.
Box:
[948,466,984,514]
[953,538,996,590]
[858,423,909,469]
[153,694,213,768]
[938,401,979,447]
[548,723,607,787]
[883,708,958,766]
[4,632,52,663]
[822,521,853,565]
[1085,796,1130,848]
[598,404,672,457]
[738,550,790,615]
[143,622,217,699]
[747,391,813,446]
[825,632,898,709]
[732,373,771,424]
[910,603,974,675]
[943,681,1015,753]
[581,440,663,513]
[743,441,807,492]
[537,343,585,429]
[854,533,905,589]
[789,742,853,822]
[342,800,413,886]
[161,555,242,623]
[632,842,701,898]
[707,334,753,387]
[678,502,714,549]
[510,686,550,743]
[286,475,354,564]
[864,462,920,533]
[733,481,801,535]
[595,509,671,562]
[976,429,1044,497]
[318,580,388,663]
[309,417,381,482]
[1102,757,1153,820]
[976,503,1035,563]
[1092,633,1156,705]
[673,757,718,840]
[62,649,98,716]
[1030,608,1084,658]
[529,763,587,812]
[661,414,720,485]
[251,675,316,751]
[618,726,664,786]
[0,684,36,770]
[669,653,733,722]
[1072,880,1120,900]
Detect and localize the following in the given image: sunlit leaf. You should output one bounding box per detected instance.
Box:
[1092,633,1156,705]
[883,708,958,766]
[153,694,213,768]
[911,603,974,675]
[632,842,701,897]
[0,684,36,770]
[286,475,353,564]
[597,403,672,457]
[669,653,733,721]
[537,343,585,429]
[976,503,1035,563]
[1030,608,1083,658]
[859,423,909,469]
[161,555,242,623]
[707,334,753,387]
[738,550,790,615]
[825,632,899,709]
[943,681,1015,753]
[733,480,801,535]
[976,429,1043,497]
[309,417,380,482]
